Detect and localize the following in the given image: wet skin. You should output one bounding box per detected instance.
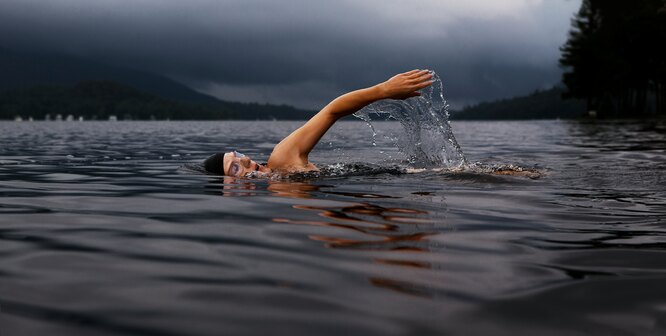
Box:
[223,151,272,177]
[218,70,434,177]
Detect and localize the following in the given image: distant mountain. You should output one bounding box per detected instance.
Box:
[0,81,314,120]
[0,48,218,103]
[0,81,226,120]
[452,87,586,120]
[0,48,315,120]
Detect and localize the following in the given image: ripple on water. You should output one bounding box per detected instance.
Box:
[0,120,665,335]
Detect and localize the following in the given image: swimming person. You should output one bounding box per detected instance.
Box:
[204,69,434,177]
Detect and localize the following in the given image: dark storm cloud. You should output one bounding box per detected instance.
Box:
[0,0,580,109]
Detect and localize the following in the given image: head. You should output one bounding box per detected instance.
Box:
[204,151,271,177]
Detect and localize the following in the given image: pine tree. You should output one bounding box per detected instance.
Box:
[560,0,666,117]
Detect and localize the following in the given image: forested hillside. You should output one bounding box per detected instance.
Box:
[0,81,314,120]
[453,87,585,120]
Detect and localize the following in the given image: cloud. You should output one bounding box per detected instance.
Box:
[0,0,581,108]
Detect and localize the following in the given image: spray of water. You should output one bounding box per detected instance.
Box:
[189,71,543,179]
[353,71,466,168]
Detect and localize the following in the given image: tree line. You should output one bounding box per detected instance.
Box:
[453,87,584,120]
[560,0,666,117]
[0,81,314,120]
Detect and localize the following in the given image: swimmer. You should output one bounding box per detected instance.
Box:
[204,70,434,176]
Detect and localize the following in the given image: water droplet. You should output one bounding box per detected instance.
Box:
[352,71,466,168]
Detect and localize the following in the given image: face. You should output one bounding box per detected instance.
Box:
[223,151,270,177]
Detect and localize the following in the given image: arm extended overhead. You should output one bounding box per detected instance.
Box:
[267,69,434,171]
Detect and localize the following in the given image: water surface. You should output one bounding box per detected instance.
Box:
[1,120,665,335]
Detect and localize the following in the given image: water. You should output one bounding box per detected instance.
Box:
[1,120,665,335]
[354,71,466,168]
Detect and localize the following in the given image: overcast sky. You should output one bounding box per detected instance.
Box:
[0,0,581,109]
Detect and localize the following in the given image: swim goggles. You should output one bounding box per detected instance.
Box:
[226,151,246,177]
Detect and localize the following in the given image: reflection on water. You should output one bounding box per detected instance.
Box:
[281,203,434,251]
[218,177,443,297]
[1,120,665,335]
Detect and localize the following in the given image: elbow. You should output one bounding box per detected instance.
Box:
[319,105,347,121]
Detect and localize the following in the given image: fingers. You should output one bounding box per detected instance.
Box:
[403,69,422,76]
[413,80,434,90]
[403,79,433,99]
[402,69,431,77]
[408,72,433,85]
[406,69,431,79]
[405,71,433,94]
[388,69,435,99]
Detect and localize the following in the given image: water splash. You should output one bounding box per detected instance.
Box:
[354,71,466,168]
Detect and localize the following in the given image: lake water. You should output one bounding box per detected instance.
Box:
[1,120,665,335]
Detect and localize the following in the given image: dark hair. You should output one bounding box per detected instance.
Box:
[203,153,226,175]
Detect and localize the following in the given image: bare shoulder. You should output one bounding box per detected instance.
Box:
[267,142,318,173]
[269,160,319,174]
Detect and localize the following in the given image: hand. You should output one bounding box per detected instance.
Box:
[377,69,434,100]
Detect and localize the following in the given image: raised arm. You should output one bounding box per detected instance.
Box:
[267,69,433,172]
